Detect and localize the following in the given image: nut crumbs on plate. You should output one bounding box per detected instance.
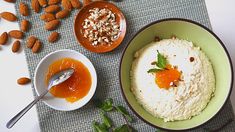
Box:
[82,8,120,46]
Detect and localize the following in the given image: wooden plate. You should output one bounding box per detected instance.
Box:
[74,1,127,53]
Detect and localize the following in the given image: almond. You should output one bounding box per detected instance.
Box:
[40,13,55,22]
[38,0,47,7]
[3,0,16,3]
[17,77,31,85]
[45,19,60,30]
[48,0,61,5]
[70,0,81,9]
[31,0,41,13]
[56,9,70,19]
[32,40,42,53]
[9,30,24,39]
[27,36,37,48]
[19,2,29,16]
[44,5,61,13]
[83,0,92,6]
[0,32,8,45]
[12,40,21,53]
[21,20,30,32]
[0,12,17,22]
[61,0,72,11]
[48,32,59,43]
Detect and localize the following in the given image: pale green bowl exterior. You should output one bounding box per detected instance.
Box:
[120,18,233,131]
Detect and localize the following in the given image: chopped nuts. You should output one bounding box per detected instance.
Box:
[82,8,120,46]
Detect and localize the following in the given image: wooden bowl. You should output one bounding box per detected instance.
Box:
[74,1,126,53]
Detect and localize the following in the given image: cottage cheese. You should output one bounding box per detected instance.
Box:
[131,38,215,122]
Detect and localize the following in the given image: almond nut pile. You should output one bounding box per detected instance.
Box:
[82,8,120,46]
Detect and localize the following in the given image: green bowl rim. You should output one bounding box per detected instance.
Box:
[119,18,234,131]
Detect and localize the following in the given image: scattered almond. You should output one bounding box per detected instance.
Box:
[0,12,17,22]
[48,32,59,43]
[19,2,29,16]
[40,13,55,22]
[38,0,47,7]
[32,40,42,53]
[12,40,21,53]
[17,77,31,85]
[0,32,8,45]
[70,0,81,9]
[61,0,72,11]
[31,0,41,13]
[9,30,24,39]
[83,0,92,6]
[56,9,70,19]
[27,36,37,49]
[3,0,16,3]
[48,0,61,5]
[21,20,30,32]
[44,5,61,13]
[45,19,60,30]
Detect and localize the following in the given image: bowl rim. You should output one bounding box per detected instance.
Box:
[73,1,127,53]
[34,49,97,111]
[119,18,234,131]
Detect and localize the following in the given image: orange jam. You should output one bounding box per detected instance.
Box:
[45,58,92,103]
[155,65,181,89]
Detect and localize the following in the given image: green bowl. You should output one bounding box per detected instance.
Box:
[120,18,233,131]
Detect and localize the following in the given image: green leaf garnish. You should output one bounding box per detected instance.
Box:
[156,50,167,69]
[147,68,163,73]
[102,113,112,128]
[115,106,133,122]
[147,51,167,73]
[113,124,130,132]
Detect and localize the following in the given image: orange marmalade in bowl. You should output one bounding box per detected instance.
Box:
[45,58,92,103]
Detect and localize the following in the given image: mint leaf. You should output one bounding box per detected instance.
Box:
[156,51,167,69]
[113,124,130,132]
[102,113,112,128]
[115,106,133,122]
[92,121,108,132]
[147,68,163,73]
[95,98,113,112]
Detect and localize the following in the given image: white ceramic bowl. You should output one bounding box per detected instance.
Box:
[34,49,97,111]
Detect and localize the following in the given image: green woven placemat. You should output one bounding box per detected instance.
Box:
[15,0,235,131]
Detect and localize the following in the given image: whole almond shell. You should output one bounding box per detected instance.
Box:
[38,0,47,7]
[0,12,17,22]
[19,2,29,16]
[32,40,42,53]
[4,0,16,3]
[56,10,70,19]
[44,5,61,13]
[31,0,41,13]
[21,20,30,32]
[48,0,61,5]
[12,40,21,53]
[9,30,24,39]
[45,19,60,30]
[61,0,72,11]
[17,77,31,85]
[27,36,37,48]
[0,32,8,45]
[48,32,59,43]
[40,13,55,22]
[70,0,81,9]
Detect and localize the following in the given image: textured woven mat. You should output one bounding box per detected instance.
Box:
[15,0,235,131]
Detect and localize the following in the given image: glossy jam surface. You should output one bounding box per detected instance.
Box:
[45,58,92,103]
[155,65,181,89]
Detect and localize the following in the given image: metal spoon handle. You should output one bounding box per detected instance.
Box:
[6,90,49,129]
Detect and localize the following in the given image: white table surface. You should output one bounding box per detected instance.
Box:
[0,0,235,131]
